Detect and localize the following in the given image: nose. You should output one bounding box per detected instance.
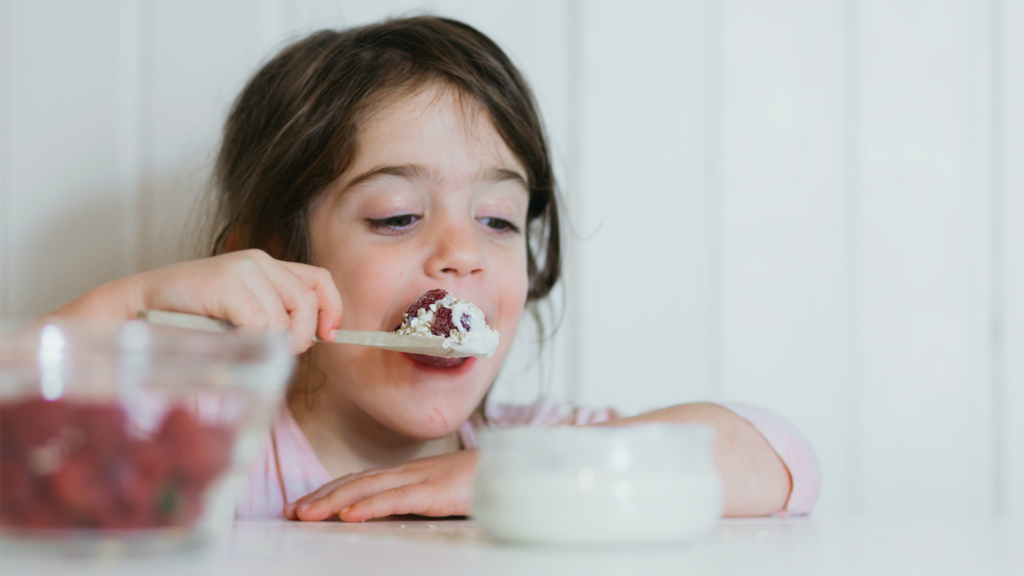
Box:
[424,218,486,280]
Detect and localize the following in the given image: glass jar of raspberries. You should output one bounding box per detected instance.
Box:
[0,319,292,550]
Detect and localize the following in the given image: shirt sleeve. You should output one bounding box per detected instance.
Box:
[715,402,821,516]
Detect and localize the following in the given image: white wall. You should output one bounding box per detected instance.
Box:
[0,0,1020,518]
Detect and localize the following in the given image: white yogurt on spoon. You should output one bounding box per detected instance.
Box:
[394,289,500,358]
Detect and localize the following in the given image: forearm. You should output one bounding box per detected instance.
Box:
[602,402,791,517]
[46,275,145,320]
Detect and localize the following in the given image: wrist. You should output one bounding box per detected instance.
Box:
[48,273,148,321]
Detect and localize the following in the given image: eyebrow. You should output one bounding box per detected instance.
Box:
[341,163,529,194]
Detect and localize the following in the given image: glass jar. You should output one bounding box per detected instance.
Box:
[0,319,293,552]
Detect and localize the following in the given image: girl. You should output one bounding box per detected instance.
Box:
[49,16,818,521]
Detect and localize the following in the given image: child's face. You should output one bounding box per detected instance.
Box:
[305,86,530,439]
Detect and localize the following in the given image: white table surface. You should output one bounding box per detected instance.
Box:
[1,516,1021,576]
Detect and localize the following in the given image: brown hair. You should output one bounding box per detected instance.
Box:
[208,16,561,304]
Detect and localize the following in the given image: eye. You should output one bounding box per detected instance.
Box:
[366,214,420,233]
[478,217,521,234]
[473,215,516,233]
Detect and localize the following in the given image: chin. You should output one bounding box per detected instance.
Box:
[375,400,477,440]
[361,353,498,439]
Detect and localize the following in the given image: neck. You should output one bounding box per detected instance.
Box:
[287,376,459,478]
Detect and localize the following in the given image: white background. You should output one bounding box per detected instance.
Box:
[0,0,1021,519]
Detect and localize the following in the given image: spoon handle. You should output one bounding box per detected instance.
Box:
[137,310,453,357]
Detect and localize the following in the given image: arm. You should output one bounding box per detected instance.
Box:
[288,400,805,522]
[45,249,343,354]
[601,402,791,517]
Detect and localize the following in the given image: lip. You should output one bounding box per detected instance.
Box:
[401,353,477,376]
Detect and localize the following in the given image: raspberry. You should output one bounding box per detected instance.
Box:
[114,441,169,519]
[0,458,35,522]
[431,306,455,337]
[4,398,69,449]
[431,306,472,336]
[76,404,127,457]
[404,289,449,321]
[158,407,232,488]
[21,502,63,530]
[128,441,170,483]
[400,289,475,337]
[48,453,115,524]
[1,398,233,530]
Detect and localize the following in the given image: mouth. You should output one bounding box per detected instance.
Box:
[402,353,476,373]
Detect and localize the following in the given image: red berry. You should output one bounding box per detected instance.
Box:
[48,453,115,524]
[404,289,449,322]
[158,408,232,488]
[97,506,156,530]
[128,440,170,482]
[20,501,64,529]
[431,306,455,337]
[4,398,70,449]
[0,404,16,456]
[75,404,127,457]
[114,441,169,521]
[0,458,35,522]
[429,306,472,337]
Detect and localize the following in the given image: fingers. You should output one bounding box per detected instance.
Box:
[283,451,476,523]
[139,250,342,352]
[292,472,410,522]
[247,258,319,353]
[230,250,343,354]
[282,263,343,343]
[282,467,390,519]
[234,258,291,333]
[341,484,433,523]
[283,473,359,519]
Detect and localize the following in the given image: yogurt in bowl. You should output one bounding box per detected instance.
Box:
[472,424,722,545]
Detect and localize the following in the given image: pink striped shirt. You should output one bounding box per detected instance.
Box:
[236,399,819,519]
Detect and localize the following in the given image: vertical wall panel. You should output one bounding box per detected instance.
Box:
[115,0,142,280]
[574,0,716,415]
[1000,0,1024,517]
[146,0,284,270]
[0,0,9,318]
[858,0,994,515]
[718,0,853,515]
[5,0,136,318]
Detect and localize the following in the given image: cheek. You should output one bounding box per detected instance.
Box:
[318,239,419,331]
[494,248,530,334]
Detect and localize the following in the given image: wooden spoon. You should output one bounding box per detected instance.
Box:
[137,309,469,357]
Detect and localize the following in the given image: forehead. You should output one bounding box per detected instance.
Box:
[354,85,526,178]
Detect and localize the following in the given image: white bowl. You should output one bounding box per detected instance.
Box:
[473,423,722,545]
